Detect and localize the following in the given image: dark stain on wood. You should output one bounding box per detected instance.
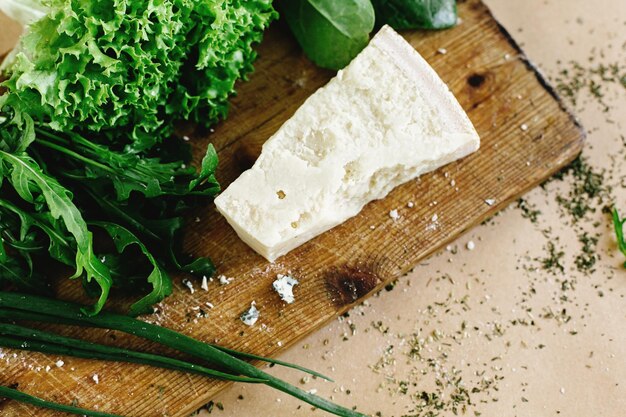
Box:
[326,266,381,306]
[467,73,486,88]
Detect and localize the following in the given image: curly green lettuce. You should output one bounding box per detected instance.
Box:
[1,0,277,150]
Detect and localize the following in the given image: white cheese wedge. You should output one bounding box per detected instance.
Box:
[215,25,480,262]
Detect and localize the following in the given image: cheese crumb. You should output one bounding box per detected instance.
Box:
[218,275,233,285]
[520,123,529,131]
[56,360,64,368]
[437,48,448,55]
[484,198,496,206]
[92,374,99,384]
[272,275,299,304]
[389,209,400,221]
[182,279,195,294]
[241,302,259,326]
[466,241,476,250]
[407,201,415,208]
[201,276,209,291]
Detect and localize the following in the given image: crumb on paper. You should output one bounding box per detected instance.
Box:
[272,274,299,304]
[241,302,259,326]
[389,209,400,221]
[467,240,476,250]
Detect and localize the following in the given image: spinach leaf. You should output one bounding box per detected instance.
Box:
[371,0,457,30]
[278,0,375,70]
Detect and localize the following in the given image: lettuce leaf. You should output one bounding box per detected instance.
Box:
[0,0,46,26]
[1,0,277,151]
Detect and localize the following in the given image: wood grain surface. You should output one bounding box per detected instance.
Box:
[0,0,584,416]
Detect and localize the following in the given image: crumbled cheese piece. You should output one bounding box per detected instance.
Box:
[201,276,209,291]
[182,279,195,294]
[272,274,299,304]
[241,302,259,326]
[56,360,64,368]
[437,48,448,55]
[92,374,99,384]
[218,275,233,285]
[214,26,480,262]
[389,209,400,221]
[466,241,476,250]
[520,123,529,131]
[432,214,438,222]
[484,198,496,206]
[407,201,415,208]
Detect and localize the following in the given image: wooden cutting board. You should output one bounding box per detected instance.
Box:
[0,0,584,415]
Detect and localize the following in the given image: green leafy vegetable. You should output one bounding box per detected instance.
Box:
[1,0,277,150]
[0,0,46,26]
[0,292,367,417]
[90,222,172,316]
[612,207,626,268]
[278,0,375,70]
[0,149,112,314]
[371,0,457,30]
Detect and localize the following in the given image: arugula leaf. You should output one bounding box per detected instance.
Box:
[91,222,172,316]
[371,0,457,30]
[278,0,375,70]
[612,207,626,268]
[0,150,112,314]
[0,197,74,267]
[35,129,220,201]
